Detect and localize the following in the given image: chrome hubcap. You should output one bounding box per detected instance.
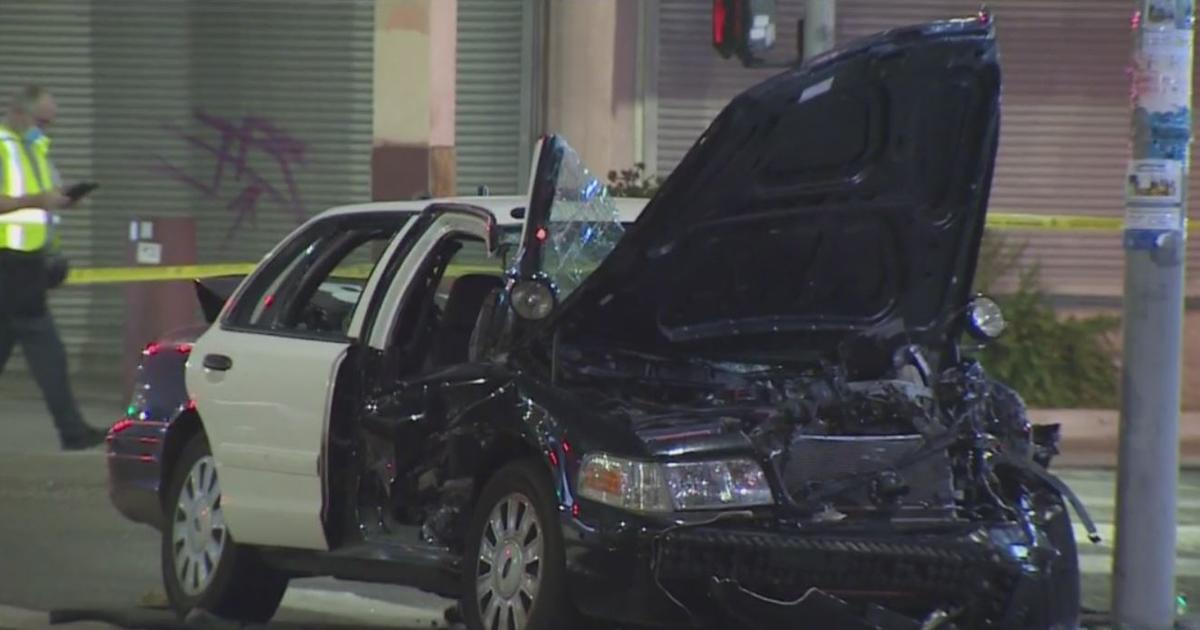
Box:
[476,493,542,630]
[171,455,226,596]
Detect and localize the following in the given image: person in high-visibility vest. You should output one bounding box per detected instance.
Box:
[0,85,105,450]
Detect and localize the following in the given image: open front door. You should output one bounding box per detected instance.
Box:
[187,213,411,550]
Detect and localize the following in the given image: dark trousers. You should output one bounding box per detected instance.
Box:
[0,312,91,441]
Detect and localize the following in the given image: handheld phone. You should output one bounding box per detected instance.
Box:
[65,181,99,202]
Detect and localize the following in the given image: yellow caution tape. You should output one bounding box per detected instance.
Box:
[64,262,503,286]
[66,263,258,285]
[59,212,1192,286]
[985,213,1129,232]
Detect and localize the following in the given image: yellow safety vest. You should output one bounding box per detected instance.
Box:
[0,125,57,254]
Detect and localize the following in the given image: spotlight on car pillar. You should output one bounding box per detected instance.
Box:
[966,295,1006,341]
[510,278,556,321]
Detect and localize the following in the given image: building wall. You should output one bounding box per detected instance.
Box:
[3,0,1189,406]
[544,0,640,176]
[1186,313,1200,411]
[373,0,457,200]
[536,0,1199,411]
[1,0,374,386]
[646,0,808,177]
[454,0,541,196]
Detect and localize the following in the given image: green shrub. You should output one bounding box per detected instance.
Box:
[972,231,1121,408]
[607,163,661,198]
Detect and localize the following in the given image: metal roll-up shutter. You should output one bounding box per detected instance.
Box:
[838,0,1199,298]
[0,1,98,378]
[182,0,374,261]
[3,0,374,383]
[456,0,540,196]
[86,2,195,374]
[652,0,806,178]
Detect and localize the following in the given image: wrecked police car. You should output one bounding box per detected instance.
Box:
[106,14,1094,630]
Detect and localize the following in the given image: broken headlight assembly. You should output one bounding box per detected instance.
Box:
[577,453,775,513]
[966,295,1006,341]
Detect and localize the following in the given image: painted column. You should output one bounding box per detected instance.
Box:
[803,0,836,60]
[545,0,639,177]
[372,0,457,201]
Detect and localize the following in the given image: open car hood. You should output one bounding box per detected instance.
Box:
[525,16,1001,371]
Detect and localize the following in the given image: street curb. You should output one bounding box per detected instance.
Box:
[1037,409,1200,468]
[0,604,47,629]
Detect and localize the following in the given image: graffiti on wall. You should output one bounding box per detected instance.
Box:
[153,111,307,245]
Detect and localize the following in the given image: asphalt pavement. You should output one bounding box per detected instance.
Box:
[4,386,1200,629]
[0,392,455,630]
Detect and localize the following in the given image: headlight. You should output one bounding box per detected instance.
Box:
[577,453,774,513]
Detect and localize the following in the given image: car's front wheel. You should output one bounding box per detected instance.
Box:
[462,460,574,630]
[161,433,288,622]
[1035,494,1081,629]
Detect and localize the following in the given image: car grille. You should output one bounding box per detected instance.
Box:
[781,434,956,515]
[654,527,1021,621]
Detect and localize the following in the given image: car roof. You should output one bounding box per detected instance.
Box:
[314,195,649,226]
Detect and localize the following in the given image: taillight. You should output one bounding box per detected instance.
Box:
[142,342,161,357]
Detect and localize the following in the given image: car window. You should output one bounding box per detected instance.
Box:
[433,238,503,307]
[379,232,509,374]
[227,215,408,338]
[288,233,395,337]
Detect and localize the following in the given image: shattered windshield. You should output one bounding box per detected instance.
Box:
[531,140,626,299]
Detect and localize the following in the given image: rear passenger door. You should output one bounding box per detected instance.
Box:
[187,213,411,550]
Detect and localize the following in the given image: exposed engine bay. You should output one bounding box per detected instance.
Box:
[569,343,1087,524]
[561,344,1097,629]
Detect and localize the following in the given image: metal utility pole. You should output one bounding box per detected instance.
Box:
[1113,1,1194,628]
[802,0,836,60]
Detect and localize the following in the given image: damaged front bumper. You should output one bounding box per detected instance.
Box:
[562,504,1079,629]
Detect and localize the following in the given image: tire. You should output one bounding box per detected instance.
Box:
[161,433,289,623]
[462,459,574,630]
[1031,495,1082,630]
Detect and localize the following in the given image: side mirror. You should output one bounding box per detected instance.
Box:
[712,0,778,63]
[509,277,556,321]
[966,295,1006,342]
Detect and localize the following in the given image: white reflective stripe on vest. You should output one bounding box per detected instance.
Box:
[0,135,28,197]
[0,208,52,252]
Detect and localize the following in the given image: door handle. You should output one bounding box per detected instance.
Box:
[203,353,233,371]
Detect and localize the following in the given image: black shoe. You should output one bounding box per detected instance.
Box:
[61,426,108,451]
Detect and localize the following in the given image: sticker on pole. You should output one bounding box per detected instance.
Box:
[1143,0,1195,31]
[1125,208,1185,232]
[1126,159,1182,206]
[1131,21,1194,162]
[1135,30,1193,114]
[1125,159,1185,248]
